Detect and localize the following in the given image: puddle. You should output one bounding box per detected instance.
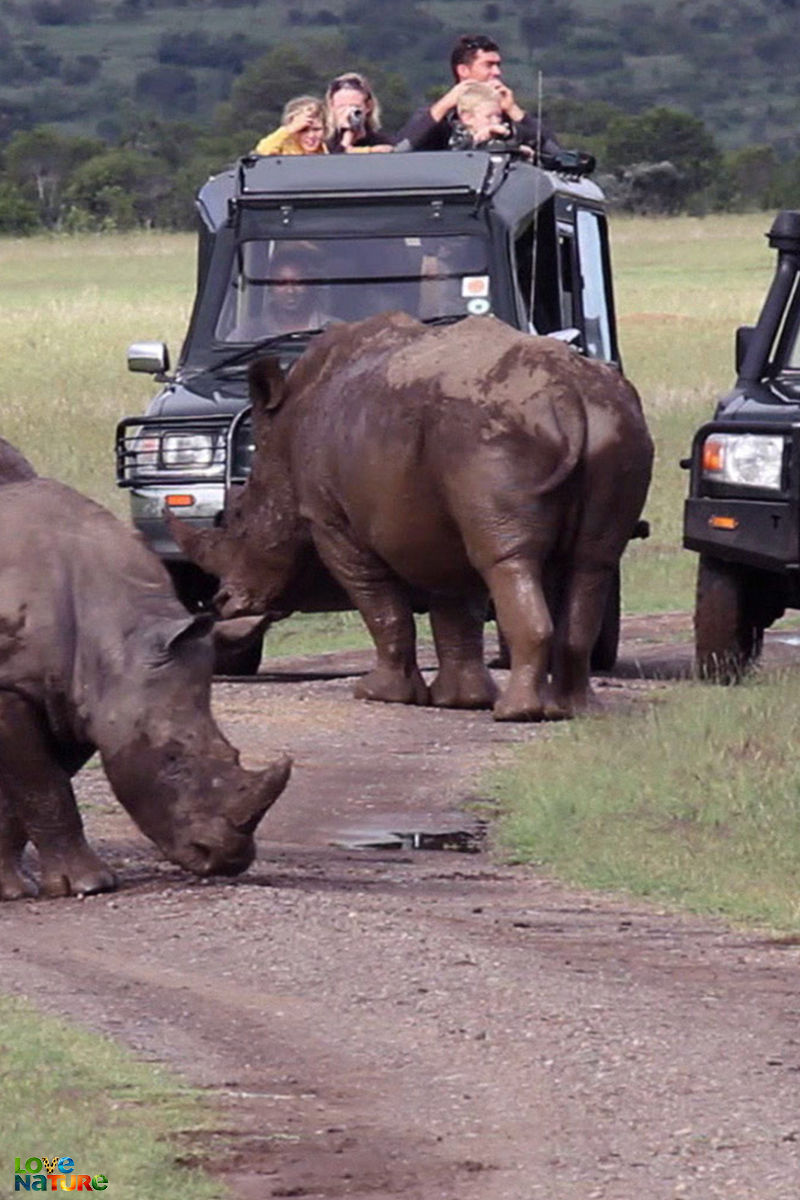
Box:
[330,810,487,854]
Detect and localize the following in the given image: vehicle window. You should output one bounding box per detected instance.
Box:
[575,209,613,360]
[215,235,490,341]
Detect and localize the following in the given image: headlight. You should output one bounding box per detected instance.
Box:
[162,432,218,469]
[129,430,225,478]
[701,432,785,490]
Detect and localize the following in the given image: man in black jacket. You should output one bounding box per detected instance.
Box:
[395,33,561,156]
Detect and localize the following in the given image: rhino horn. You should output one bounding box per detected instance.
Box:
[165,510,227,576]
[248,355,287,412]
[212,614,270,646]
[227,754,292,834]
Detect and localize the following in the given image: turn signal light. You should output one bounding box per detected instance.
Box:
[165,494,195,507]
[708,515,738,530]
[702,438,725,473]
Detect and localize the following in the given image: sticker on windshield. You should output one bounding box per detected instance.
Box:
[467,297,491,315]
[461,275,489,298]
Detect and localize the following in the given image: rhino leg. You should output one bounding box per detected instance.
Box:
[312,526,429,705]
[549,565,611,717]
[0,788,35,900]
[428,595,497,709]
[0,694,116,898]
[484,558,553,721]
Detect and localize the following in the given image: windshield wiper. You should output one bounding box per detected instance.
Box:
[212,328,325,372]
[421,313,469,326]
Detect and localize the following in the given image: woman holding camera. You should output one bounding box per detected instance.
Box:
[324,72,394,153]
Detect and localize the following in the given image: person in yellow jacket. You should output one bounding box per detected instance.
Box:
[254,96,328,156]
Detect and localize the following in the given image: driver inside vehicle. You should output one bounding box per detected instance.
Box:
[228,246,334,340]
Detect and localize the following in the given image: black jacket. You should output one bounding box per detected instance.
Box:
[326,127,395,153]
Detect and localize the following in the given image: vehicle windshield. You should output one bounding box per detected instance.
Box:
[215,235,490,343]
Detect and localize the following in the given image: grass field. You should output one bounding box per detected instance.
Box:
[1,993,223,1199]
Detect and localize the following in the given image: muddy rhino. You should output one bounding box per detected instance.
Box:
[171,313,653,721]
[0,444,290,900]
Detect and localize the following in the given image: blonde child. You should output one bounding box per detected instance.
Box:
[254,96,327,156]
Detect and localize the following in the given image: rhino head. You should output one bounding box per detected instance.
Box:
[168,356,306,621]
[94,612,291,877]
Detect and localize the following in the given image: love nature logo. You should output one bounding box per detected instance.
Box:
[13,1156,108,1192]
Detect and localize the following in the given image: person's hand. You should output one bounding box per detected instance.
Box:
[492,81,524,122]
[286,105,317,134]
[474,117,512,144]
[429,80,472,122]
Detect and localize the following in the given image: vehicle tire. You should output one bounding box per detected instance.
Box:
[590,569,621,672]
[694,555,764,683]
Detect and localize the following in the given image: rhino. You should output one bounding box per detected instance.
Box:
[0,442,290,900]
[170,313,653,721]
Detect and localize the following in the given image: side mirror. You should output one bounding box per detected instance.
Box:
[735,325,754,375]
[127,341,170,374]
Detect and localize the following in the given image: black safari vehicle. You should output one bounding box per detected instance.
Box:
[117,148,623,672]
[684,210,800,679]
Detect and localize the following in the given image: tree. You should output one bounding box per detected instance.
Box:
[63,148,170,228]
[605,107,719,193]
[134,65,198,116]
[215,43,331,136]
[4,126,102,224]
[0,180,39,233]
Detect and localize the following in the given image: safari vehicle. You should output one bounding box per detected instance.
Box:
[684,209,800,679]
[116,148,626,672]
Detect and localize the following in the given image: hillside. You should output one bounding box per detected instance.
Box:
[0,0,798,153]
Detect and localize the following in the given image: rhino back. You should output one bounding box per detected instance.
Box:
[284,315,589,503]
[0,477,182,696]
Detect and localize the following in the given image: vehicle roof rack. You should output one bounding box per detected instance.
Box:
[235,150,494,204]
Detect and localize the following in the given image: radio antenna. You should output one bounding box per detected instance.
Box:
[528,69,544,333]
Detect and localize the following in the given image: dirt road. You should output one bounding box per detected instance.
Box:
[2,615,799,1199]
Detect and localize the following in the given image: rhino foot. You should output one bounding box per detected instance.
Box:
[430,663,497,709]
[492,667,550,722]
[354,666,430,706]
[547,686,601,720]
[0,863,38,901]
[39,848,118,899]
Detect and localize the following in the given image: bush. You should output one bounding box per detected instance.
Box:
[0,181,39,233]
[134,65,198,116]
[61,54,101,86]
[31,0,96,25]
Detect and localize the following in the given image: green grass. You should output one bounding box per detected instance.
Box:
[0,994,223,1199]
[612,212,775,614]
[493,668,800,932]
[0,231,194,512]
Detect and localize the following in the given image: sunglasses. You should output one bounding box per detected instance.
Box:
[329,76,371,97]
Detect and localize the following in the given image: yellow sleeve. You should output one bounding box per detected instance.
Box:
[253,126,293,155]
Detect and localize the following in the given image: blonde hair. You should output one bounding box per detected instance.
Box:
[325,71,382,136]
[456,81,501,119]
[281,94,325,126]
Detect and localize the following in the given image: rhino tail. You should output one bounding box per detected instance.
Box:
[527,395,588,497]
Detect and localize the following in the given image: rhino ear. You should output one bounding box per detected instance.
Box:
[212,614,270,647]
[248,356,286,412]
[162,613,216,652]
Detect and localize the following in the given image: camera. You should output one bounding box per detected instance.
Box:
[347,106,365,133]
